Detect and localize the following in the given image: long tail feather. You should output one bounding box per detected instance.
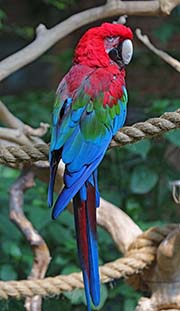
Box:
[73,181,100,310]
[86,182,100,305]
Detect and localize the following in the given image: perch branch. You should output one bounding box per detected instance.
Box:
[9,170,51,311]
[0,100,49,140]
[98,198,142,253]
[159,0,180,14]
[0,127,34,146]
[0,100,24,129]
[0,0,179,81]
[23,123,49,138]
[135,227,180,311]
[136,29,180,72]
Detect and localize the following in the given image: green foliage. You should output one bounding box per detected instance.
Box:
[154,18,180,44]
[44,49,73,73]
[165,130,180,147]
[43,0,76,9]
[130,165,158,194]
[14,26,34,40]
[147,98,180,116]
[64,284,108,310]
[0,9,6,29]
[125,140,151,159]
[2,91,54,131]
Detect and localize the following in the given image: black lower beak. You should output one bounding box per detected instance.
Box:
[108,44,124,69]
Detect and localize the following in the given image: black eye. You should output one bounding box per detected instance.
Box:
[107,36,114,42]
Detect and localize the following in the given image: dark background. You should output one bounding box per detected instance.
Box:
[0,1,180,310]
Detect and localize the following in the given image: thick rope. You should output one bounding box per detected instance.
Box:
[111,109,180,147]
[0,109,179,165]
[0,224,177,300]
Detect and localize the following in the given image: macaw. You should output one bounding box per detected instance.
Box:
[48,22,133,310]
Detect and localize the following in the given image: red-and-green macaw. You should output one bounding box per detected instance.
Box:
[48,22,133,310]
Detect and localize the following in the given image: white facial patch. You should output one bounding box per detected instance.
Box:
[121,39,133,65]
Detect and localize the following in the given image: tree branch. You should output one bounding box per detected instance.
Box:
[0,100,49,145]
[136,227,180,311]
[136,28,180,72]
[0,100,24,129]
[0,127,34,146]
[9,170,51,311]
[0,0,180,82]
[98,198,142,253]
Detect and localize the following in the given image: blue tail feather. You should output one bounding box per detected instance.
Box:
[85,182,100,305]
[73,181,100,311]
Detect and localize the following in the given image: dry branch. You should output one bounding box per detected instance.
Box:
[136,29,180,72]
[0,100,49,144]
[0,0,180,81]
[9,170,51,311]
[98,198,142,253]
[135,227,180,311]
[0,100,24,129]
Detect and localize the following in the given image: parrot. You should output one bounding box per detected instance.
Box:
[48,22,133,310]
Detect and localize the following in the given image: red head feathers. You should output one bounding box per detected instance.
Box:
[74,23,133,68]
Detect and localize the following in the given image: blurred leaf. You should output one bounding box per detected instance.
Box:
[54,255,69,266]
[61,264,79,275]
[59,210,74,229]
[44,0,75,10]
[0,264,17,280]
[0,214,22,241]
[91,284,108,310]
[165,129,180,146]
[2,91,54,129]
[14,26,34,39]
[28,205,51,230]
[124,298,137,311]
[0,166,19,178]
[154,22,179,43]
[130,165,158,194]
[0,9,6,19]
[64,280,108,310]
[47,222,74,248]
[125,198,142,221]
[0,9,6,29]
[64,289,85,305]
[147,98,180,115]
[101,190,121,207]
[2,242,22,260]
[125,140,151,159]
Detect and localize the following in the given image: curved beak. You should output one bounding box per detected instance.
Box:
[121,39,133,65]
[108,39,133,69]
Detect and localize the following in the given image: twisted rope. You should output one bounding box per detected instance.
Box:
[0,144,49,165]
[0,109,179,165]
[0,224,177,300]
[111,109,180,147]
